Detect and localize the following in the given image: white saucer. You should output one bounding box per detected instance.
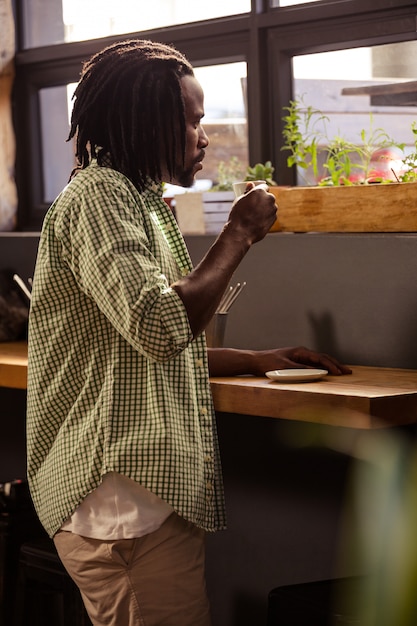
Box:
[265,368,328,383]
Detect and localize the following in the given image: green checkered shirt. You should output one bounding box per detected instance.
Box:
[27,161,226,538]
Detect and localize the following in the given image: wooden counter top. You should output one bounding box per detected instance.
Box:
[211,366,417,429]
[0,341,28,390]
[2,342,417,428]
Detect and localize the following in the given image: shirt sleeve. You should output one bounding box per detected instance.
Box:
[55,174,193,362]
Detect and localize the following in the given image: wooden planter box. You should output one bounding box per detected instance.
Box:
[268,182,417,233]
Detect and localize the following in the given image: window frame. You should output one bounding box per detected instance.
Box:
[13,0,417,229]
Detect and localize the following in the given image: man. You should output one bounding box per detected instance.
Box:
[27,39,350,626]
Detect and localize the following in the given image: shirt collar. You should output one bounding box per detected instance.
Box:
[93,152,164,197]
[141,178,164,198]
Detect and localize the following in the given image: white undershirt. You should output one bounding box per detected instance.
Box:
[61,472,174,539]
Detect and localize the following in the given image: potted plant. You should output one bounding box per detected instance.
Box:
[200,158,278,232]
[210,156,245,191]
[244,160,277,187]
[267,97,417,233]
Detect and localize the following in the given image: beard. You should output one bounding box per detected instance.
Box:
[173,150,205,188]
[175,166,197,188]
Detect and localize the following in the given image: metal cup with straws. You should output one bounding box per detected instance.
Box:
[205,282,246,348]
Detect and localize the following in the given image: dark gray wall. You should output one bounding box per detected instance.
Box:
[0,233,40,281]
[2,231,417,370]
[187,233,417,369]
[0,234,40,480]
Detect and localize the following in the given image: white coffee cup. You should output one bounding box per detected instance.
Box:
[233,179,268,197]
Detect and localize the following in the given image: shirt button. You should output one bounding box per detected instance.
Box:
[180,267,188,276]
[204,455,212,463]
[196,358,204,368]
[200,407,208,415]
[206,481,213,490]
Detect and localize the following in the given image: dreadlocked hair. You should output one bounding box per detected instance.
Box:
[67,39,194,192]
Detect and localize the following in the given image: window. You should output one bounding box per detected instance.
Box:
[192,63,248,188]
[290,42,417,185]
[21,0,251,48]
[39,85,76,203]
[14,0,417,229]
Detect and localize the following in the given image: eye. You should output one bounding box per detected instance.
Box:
[196,115,205,128]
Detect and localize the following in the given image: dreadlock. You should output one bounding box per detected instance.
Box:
[67,39,194,192]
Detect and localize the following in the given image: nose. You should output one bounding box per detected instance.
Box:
[199,124,209,149]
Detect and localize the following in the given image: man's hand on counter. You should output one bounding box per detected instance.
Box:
[207,346,352,377]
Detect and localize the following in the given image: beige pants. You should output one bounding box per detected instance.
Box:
[54,512,212,626]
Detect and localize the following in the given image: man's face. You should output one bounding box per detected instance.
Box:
[169,75,209,188]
